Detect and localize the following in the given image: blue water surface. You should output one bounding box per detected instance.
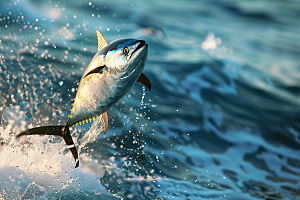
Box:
[0,0,300,199]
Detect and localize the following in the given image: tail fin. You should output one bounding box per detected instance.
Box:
[16,126,79,168]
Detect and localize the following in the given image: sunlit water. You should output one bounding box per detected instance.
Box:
[1,0,300,199]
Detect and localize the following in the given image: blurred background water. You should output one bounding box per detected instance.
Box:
[0,0,300,199]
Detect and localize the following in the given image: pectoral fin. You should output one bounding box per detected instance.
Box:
[83,65,106,78]
[95,30,109,51]
[137,73,151,91]
[101,111,108,135]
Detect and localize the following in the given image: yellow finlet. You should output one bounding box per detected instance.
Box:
[69,98,75,119]
[95,30,108,52]
[76,122,78,126]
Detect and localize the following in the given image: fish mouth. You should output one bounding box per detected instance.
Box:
[129,40,146,60]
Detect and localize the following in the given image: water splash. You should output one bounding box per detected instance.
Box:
[79,115,104,150]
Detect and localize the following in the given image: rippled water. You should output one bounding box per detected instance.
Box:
[1,0,300,199]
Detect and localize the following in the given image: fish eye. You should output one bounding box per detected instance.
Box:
[123,47,129,56]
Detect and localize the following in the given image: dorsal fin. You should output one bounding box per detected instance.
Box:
[95,30,109,52]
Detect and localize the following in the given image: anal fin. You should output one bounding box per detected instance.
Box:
[101,111,108,135]
[137,73,151,91]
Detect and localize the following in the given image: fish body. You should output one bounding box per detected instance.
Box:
[67,38,148,126]
[17,31,151,168]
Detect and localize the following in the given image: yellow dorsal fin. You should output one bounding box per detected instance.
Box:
[95,30,108,52]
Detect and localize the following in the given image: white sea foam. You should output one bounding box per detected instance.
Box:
[0,106,108,198]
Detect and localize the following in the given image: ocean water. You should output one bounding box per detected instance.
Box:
[0,0,300,199]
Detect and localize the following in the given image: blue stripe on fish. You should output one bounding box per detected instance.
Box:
[117,39,138,48]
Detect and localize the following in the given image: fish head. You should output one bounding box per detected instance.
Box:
[83,38,148,79]
[105,38,148,78]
